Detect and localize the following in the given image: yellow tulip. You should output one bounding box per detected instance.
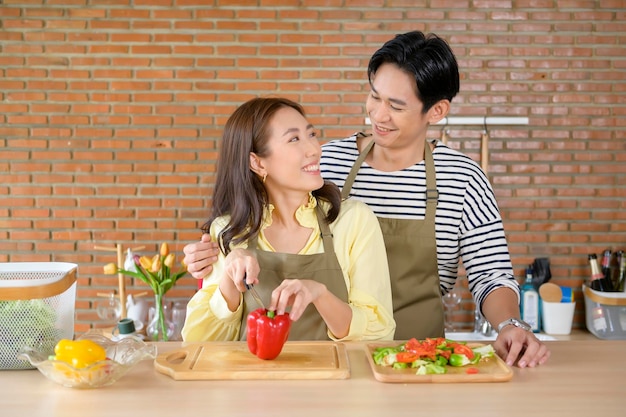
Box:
[103,263,118,275]
[150,254,161,273]
[160,242,169,257]
[164,253,175,269]
[139,256,152,271]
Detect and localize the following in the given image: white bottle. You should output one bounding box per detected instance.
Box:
[111,318,144,341]
[520,266,541,332]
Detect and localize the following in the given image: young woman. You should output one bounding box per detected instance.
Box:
[181,97,395,342]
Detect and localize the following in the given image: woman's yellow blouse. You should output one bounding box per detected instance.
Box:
[182,197,395,342]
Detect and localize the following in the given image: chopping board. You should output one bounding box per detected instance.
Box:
[365,342,513,383]
[154,341,350,380]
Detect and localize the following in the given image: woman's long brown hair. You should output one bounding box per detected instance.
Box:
[202,97,342,255]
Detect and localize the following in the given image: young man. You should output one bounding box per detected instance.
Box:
[320,31,549,368]
[183,31,550,368]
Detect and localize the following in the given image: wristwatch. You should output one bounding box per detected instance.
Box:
[496,318,532,333]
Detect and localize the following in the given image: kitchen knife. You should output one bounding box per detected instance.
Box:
[243,275,266,310]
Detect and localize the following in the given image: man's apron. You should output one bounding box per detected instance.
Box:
[239,205,349,340]
[341,139,445,340]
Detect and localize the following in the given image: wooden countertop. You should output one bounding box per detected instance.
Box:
[2,332,624,417]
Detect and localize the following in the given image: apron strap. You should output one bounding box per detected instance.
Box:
[424,141,438,222]
[341,138,374,200]
[315,204,335,255]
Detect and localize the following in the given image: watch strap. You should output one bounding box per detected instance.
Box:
[496,318,532,333]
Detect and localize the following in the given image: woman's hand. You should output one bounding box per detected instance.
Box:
[269,279,352,338]
[223,248,261,291]
[218,249,261,312]
[269,279,326,322]
[183,234,220,280]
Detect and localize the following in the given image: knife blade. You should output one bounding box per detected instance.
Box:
[243,275,266,310]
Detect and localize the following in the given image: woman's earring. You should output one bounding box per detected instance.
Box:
[262,173,267,184]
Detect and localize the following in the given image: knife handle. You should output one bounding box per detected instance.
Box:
[242,273,251,290]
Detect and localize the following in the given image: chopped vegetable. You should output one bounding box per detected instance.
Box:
[416,363,446,375]
[372,337,495,375]
[472,344,495,358]
[452,343,475,360]
[449,353,471,367]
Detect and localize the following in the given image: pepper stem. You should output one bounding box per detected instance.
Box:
[266,310,275,319]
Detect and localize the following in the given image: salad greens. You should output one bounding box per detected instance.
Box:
[0,299,60,369]
[372,337,495,375]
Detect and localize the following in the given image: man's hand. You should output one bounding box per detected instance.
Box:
[183,234,220,280]
[493,326,551,368]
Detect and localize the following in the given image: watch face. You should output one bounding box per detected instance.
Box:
[515,319,532,331]
[498,318,531,333]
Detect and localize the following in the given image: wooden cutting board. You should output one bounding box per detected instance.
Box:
[154,341,350,380]
[365,342,513,383]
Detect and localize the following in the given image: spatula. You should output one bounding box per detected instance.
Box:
[539,282,562,303]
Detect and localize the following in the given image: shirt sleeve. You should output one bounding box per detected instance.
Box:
[328,199,396,341]
[459,170,520,313]
[181,284,244,342]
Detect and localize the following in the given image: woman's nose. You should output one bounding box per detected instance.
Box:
[306,139,321,157]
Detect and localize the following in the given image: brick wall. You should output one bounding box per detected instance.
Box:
[1,1,624,333]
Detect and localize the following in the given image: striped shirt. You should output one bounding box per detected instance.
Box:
[320,134,520,311]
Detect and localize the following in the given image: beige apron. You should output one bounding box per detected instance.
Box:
[238,205,349,341]
[341,138,445,340]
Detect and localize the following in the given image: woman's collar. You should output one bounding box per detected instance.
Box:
[262,193,318,229]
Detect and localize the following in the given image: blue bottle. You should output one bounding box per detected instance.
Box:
[520,265,541,332]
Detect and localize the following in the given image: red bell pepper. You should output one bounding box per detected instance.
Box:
[246,308,291,360]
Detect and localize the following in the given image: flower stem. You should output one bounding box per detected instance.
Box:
[154,292,168,342]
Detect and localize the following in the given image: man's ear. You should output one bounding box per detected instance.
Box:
[428,99,451,125]
[249,152,265,177]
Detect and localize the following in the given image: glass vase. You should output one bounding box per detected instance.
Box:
[146,293,175,341]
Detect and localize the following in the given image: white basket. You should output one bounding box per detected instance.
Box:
[0,262,77,370]
[582,284,626,340]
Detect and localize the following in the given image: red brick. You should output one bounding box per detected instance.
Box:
[216,21,256,31]
[259,21,298,31]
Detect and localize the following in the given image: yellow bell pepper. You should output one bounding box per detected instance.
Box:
[53,339,107,369]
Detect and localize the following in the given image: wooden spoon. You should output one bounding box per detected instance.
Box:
[539,283,563,303]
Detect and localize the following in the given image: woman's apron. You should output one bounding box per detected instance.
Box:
[238,205,349,341]
[341,138,445,340]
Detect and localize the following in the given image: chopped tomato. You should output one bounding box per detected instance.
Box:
[465,367,479,374]
[404,338,422,351]
[452,344,475,360]
[404,338,438,361]
[395,352,419,363]
[436,349,451,360]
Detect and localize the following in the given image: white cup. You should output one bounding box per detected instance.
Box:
[542,301,576,335]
